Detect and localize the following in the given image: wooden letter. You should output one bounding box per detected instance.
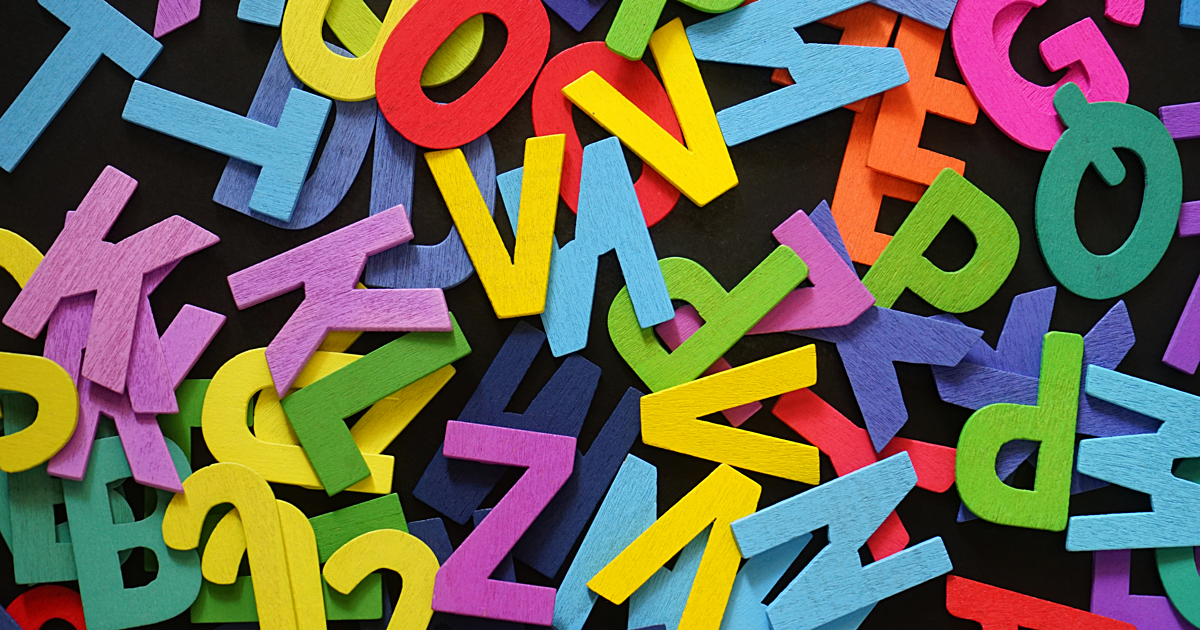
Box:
[641,346,820,483]
[863,169,1019,312]
[376,0,550,149]
[685,0,908,147]
[4,166,218,401]
[278,319,469,495]
[605,0,741,60]
[748,201,876,334]
[533,42,682,226]
[510,137,672,357]
[63,437,200,630]
[866,17,978,185]
[432,422,575,625]
[0,0,160,172]
[610,248,807,392]
[122,81,330,222]
[162,463,296,630]
[803,306,982,451]
[0,353,77,473]
[1068,367,1200,550]
[732,453,952,630]
[324,530,440,630]
[227,205,451,397]
[947,575,1135,629]
[956,332,1083,531]
[588,464,760,630]
[429,135,563,318]
[566,19,737,207]
[1036,83,1181,299]
[951,0,1129,151]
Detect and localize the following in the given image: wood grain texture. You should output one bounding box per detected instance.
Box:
[748,201,875,334]
[956,332,1082,531]
[410,511,524,630]
[512,387,642,578]
[238,0,285,25]
[555,455,657,630]
[432,422,576,625]
[685,0,908,147]
[204,349,404,494]
[520,137,672,357]
[1092,550,1196,629]
[801,306,982,452]
[43,285,221,492]
[4,165,218,397]
[0,228,43,288]
[213,39,374,230]
[5,585,87,630]
[228,204,451,397]
[628,531,709,630]
[1036,83,1181,299]
[932,297,1156,520]
[122,81,330,221]
[3,394,134,585]
[947,575,1135,629]
[324,0,484,87]
[604,0,741,60]
[773,388,955,559]
[323,529,439,630]
[311,493,408,558]
[279,319,468,495]
[867,18,977,185]
[951,0,1129,151]
[640,345,820,483]
[717,537,809,630]
[191,491,398,621]
[0,352,77,473]
[588,464,760,630]
[610,248,806,392]
[163,463,296,630]
[431,134,563,318]
[732,453,952,630]
[655,305,761,427]
[63,437,199,630]
[863,169,1019,312]
[153,0,201,37]
[830,94,925,265]
[365,124,494,289]
[1155,459,1200,628]
[0,0,161,172]
[376,0,549,149]
[544,0,611,30]
[566,20,736,207]
[533,41,682,226]
[1067,366,1200,550]
[283,0,452,101]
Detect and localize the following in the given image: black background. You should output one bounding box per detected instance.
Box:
[2,0,1200,627]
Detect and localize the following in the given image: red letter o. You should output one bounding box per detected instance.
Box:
[376,0,550,149]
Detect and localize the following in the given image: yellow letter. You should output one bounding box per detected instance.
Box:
[284,0,485,100]
[323,529,440,630]
[563,19,736,207]
[163,463,296,630]
[588,464,759,630]
[428,134,564,318]
[640,345,820,484]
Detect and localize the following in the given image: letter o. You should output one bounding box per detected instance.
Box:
[376,0,550,149]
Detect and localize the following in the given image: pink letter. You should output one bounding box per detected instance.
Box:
[3,166,218,401]
[433,421,575,625]
[226,205,451,396]
[951,0,1131,151]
